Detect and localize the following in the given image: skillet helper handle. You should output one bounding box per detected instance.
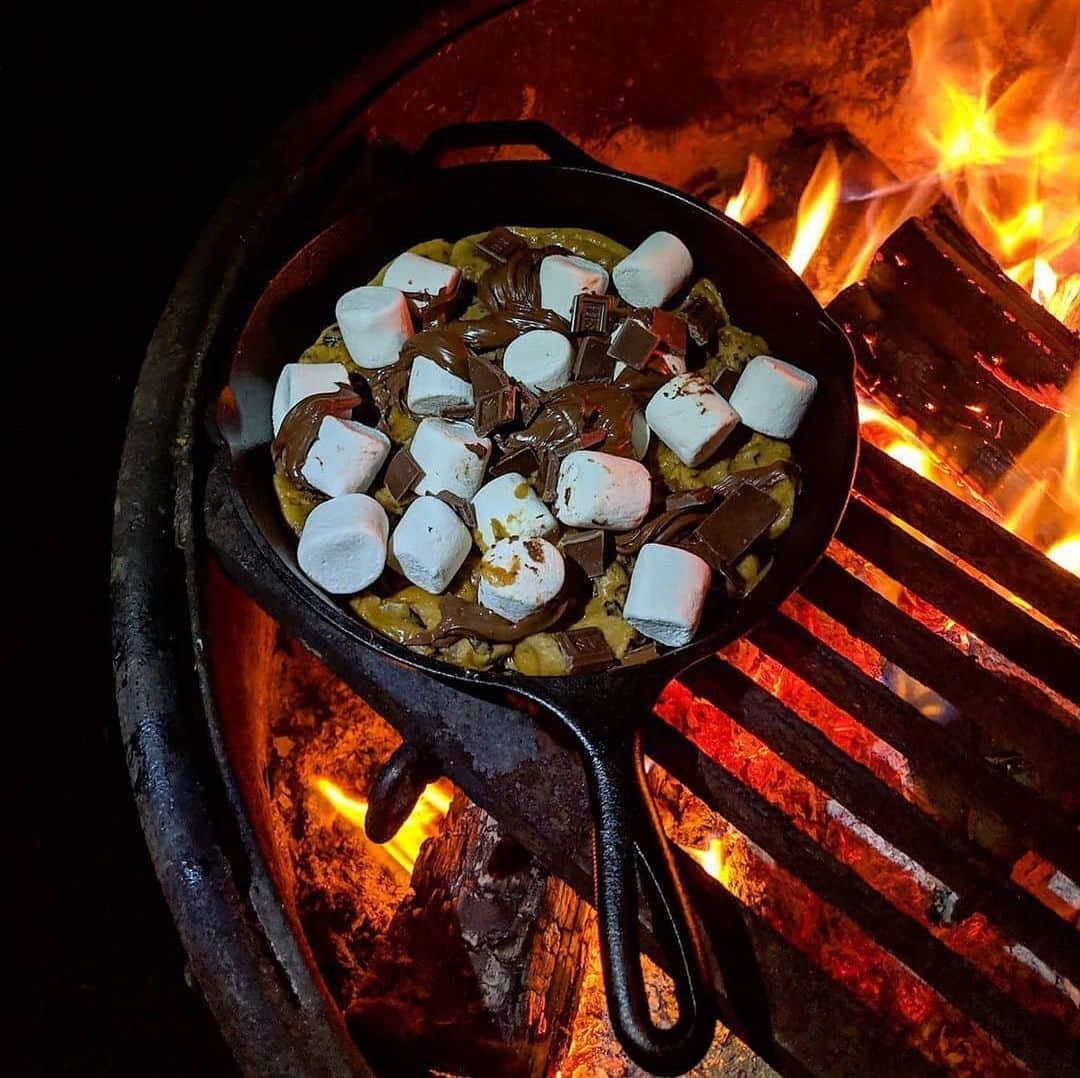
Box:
[586,726,716,1075]
[417,119,603,170]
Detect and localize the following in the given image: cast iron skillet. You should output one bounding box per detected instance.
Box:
[208,121,858,1075]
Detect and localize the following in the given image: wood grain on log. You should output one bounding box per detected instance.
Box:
[347,794,592,1077]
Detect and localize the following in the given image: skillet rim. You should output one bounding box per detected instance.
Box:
[214,158,859,701]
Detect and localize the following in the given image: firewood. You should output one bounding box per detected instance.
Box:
[347,793,592,1077]
[828,205,1080,494]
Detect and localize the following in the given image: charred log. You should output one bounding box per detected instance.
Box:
[348,794,592,1077]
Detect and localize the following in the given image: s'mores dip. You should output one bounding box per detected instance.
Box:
[270,226,816,675]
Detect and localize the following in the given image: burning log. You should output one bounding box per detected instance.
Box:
[347,793,592,1077]
[829,205,1080,495]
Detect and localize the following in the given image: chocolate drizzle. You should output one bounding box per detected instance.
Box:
[405,594,569,647]
[272,384,361,486]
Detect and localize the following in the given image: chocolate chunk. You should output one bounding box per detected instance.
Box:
[607,316,660,370]
[621,642,659,666]
[576,428,607,451]
[384,448,424,504]
[463,441,488,459]
[573,335,615,382]
[570,292,614,335]
[474,386,517,437]
[712,368,739,398]
[475,226,527,265]
[560,529,607,578]
[490,445,540,478]
[554,627,615,672]
[468,354,510,398]
[539,450,562,503]
[441,402,475,420]
[434,489,477,528]
[679,281,726,346]
[690,484,781,567]
[665,487,717,512]
[518,385,543,426]
[650,307,687,357]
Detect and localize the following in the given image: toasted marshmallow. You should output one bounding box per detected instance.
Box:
[411,418,492,500]
[539,255,610,321]
[335,286,413,370]
[297,493,388,595]
[472,472,557,548]
[478,537,565,622]
[612,232,693,308]
[300,416,391,498]
[729,355,818,438]
[502,329,574,393]
[272,362,351,435]
[406,355,475,416]
[624,543,711,647]
[555,450,651,532]
[645,373,740,466]
[383,252,460,297]
[390,495,472,594]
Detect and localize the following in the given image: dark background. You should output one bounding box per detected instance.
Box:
[10,18,415,1073]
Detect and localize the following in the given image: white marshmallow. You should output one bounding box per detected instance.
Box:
[555,450,652,532]
[406,355,475,416]
[335,286,413,370]
[383,251,460,297]
[502,329,574,392]
[472,472,557,548]
[411,418,492,500]
[539,255,610,321]
[297,493,388,595]
[631,410,651,460]
[612,231,693,308]
[645,373,740,467]
[390,496,472,594]
[299,416,390,498]
[729,355,818,438]
[271,362,351,435]
[478,537,565,623]
[624,543,711,647]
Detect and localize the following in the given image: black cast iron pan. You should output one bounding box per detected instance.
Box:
[207,121,858,1075]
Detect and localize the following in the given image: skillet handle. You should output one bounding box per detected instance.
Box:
[582,725,716,1075]
[417,119,604,170]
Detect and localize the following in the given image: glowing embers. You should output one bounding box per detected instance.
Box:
[314,776,453,876]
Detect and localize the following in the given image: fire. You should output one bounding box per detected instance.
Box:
[906,0,1080,325]
[683,838,726,887]
[787,143,842,276]
[723,152,770,226]
[314,776,453,875]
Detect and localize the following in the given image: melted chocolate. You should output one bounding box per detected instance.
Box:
[499,381,641,462]
[405,595,569,647]
[477,244,569,311]
[272,384,361,486]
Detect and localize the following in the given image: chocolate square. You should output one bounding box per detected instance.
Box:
[574,335,615,382]
[538,450,562,503]
[570,292,613,336]
[554,628,615,672]
[384,449,424,504]
[518,385,543,427]
[490,446,540,478]
[468,354,510,398]
[690,484,781,567]
[650,308,688,357]
[476,226,526,265]
[665,487,717,512]
[621,642,659,666]
[607,316,660,370]
[434,489,477,528]
[474,386,517,437]
[576,428,607,451]
[560,529,607,578]
[712,368,739,398]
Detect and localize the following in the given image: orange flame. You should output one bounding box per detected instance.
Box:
[905,0,1080,326]
[314,776,453,875]
[787,143,842,276]
[683,839,726,886]
[724,153,771,226]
